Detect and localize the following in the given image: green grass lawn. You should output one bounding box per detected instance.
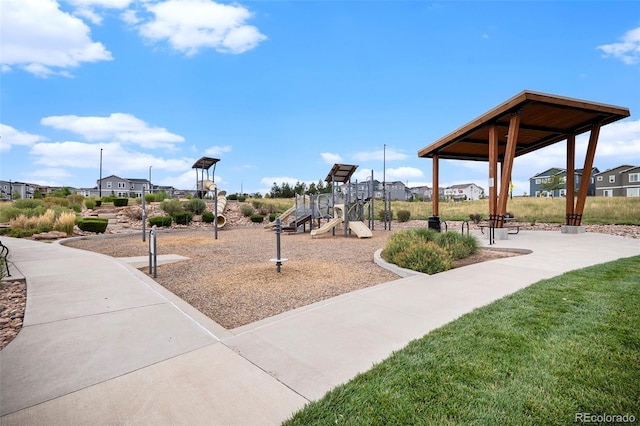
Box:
[284,256,640,425]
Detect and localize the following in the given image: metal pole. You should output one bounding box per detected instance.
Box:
[149,229,157,277]
[99,148,103,200]
[142,188,146,242]
[275,217,282,273]
[148,166,152,194]
[214,188,218,240]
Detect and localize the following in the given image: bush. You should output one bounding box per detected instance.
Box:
[1,228,38,238]
[436,231,479,260]
[113,198,129,207]
[14,199,43,209]
[377,209,394,221]
[149,216,172,227]
[123,206,143,220]
[184,198,206,215]
[227,193,238,201]
[160,199,183,216]
[67,194,85,205]
[154,191,168,202]
[202,212,215,223]
[85,198,96,209]
[251,200,264,209]
[238,196,247,202]
[397,210,411,222]
[145,193,156,203]
[469,213,483,224]
[43,197,69,207]
[241,204,254,217]
[269,213,277,222]
[77,217,108,233]
[382,228,478,274]
[101,195,116,203]
[172,211,193,225]
[54,211,77,236]
[71,203,82,213]
[250,214,264,223]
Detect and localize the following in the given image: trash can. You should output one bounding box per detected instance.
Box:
[428,215,441,232]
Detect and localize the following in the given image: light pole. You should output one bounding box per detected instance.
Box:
[99,148,103,199]
[149,166,152,194]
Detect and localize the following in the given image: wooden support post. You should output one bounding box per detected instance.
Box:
[488,125,498,219]
[497,113,520,222]
[566,134,576,224]
[574,124,601,224]
[432,155,439,217]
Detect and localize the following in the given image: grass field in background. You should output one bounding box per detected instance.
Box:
[284,256,640,425]
[258,196,640,225]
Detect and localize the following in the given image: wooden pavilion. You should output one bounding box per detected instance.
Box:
[418,90,630,228]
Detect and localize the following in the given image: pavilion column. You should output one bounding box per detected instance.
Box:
[574,124,601,225]
[497,112,521,224]
[565,134,576,225]
[432,155,439,217]
[488,125,498,220]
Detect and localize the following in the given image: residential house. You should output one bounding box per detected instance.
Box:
[443,183,484,201]
[96,175,151,198]
[529,167,599,197]
[1,181,36,199]
[409,186,432,201]
[595,165,640,197]
[340,180,409,201]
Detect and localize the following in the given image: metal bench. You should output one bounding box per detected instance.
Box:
[0,240,10,277]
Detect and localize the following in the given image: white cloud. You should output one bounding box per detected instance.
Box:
[40,113,185,149]
[204,145,232,156]
[120,9,140,25]
[352,166,424,183]
[73,7,104,25]
[321,152,343,164]
[597,27,640,65]
[138,0,267,55]
[0,0,113,77]
[353,148,408,162]
[67,0,134,7]
[0,124,46,152]
[30,141,193,175]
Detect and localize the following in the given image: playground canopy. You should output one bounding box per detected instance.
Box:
[325,164,359,184]
[418,90,630,227]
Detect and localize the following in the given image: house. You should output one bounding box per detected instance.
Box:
[409,186,432,201]
[443,183,484,201]
[96,175,151,198]
[594,165,640,197]
[0,181,36,200]
[529,167,599,197]
[340,180,409,201]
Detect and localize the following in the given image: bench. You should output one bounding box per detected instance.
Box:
[0,240,10,277]
[478,217,520,235]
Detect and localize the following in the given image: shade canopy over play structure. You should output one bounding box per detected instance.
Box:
[418,90,630,228]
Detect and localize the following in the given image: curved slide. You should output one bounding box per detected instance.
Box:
[202,180,227,228]
[310,218,372,238]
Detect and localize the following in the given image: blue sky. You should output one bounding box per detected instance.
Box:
[1,0,639,197]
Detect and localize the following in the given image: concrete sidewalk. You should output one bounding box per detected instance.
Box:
[1,230,638,424]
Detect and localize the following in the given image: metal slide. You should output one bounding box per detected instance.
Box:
[310,217,343,238]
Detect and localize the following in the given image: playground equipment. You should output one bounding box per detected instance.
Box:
[192,156,227,229]
[310,204,373,238]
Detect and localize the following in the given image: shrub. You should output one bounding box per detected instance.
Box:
[54,211,77,236]
[101,195,115,203]
[469,213,483,224]
[145,193,156,203]
[172,211,193,225]
[388,240,454,274]
[397,210,411,222]
[154,191,168,202]
[0,206,24,222]
[250,214,264,223]
[241,204,254,217]
[238,196,246,202]
[77,217,108,233]
[85,198,96,209]
[227,194,238,201]
[14,199,43,209]
[113,198,129,207]
[436,232,479,260]
[43,197,70,207]
[251,200,264,209]
[377,209,394,221]
[70,203,82,213]
[67,194,85,205]
[184,198,207,215]
[269,213,278,222]
[202,212,215,223]
[160,199,183,216]
[149,216,172,227]
[123,206,143,220]
[3,228,38,238]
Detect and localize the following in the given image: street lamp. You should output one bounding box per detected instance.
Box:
[99,148,103,199]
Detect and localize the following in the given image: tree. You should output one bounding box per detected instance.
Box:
[540,169,565,197]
